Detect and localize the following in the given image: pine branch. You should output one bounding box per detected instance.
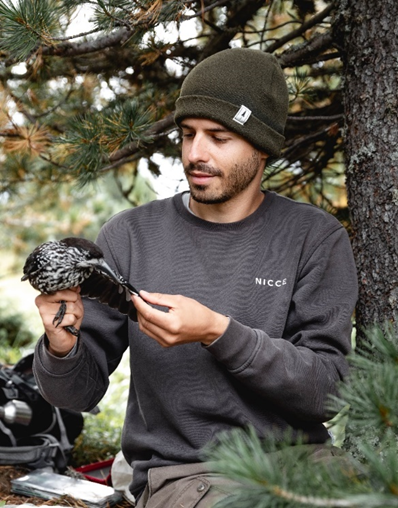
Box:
[108,113,175,163]
[56,99,162,182]
[283,124,338,159]
[41,1,187,58]
[333,324,398,434]
[199,0,266,61]
[0,0,61,61]
[288,114,343,122]
[5,88,37,124]
[205,325,398,508]
[97,154,141,175]
[266,489,398,508]
[204,427,370,508]
[51,27,102,42]
[0,130,19,138]
[42,27,133,57]
[265,3,334,53]
[0,0,347,210]
[182,0,229,20]
[35,88,75,119]
[278,31,335,68]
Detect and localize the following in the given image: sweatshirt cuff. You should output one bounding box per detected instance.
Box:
[42,334,79,358]
[204,318,262,372]
[35,335,83,375]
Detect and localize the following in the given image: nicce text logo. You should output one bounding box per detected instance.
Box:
[255,277,287,288]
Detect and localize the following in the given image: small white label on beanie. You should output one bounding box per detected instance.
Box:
[233,105,252,125]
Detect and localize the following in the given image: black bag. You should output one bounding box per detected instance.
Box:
[0,353,84,471]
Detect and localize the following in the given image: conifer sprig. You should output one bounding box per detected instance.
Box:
[206,325,398,507]
[0,0,61,60]
[333,324,398,434]
[59,99,154,183]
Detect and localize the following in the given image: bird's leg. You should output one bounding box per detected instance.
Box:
[53,301,80,337]
[53,300,67,328]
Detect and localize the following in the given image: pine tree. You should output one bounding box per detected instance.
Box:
[0,1,347,224]
[205,324,398,508]
[335,0,398,335]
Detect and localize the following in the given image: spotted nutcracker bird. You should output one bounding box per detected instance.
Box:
[21,237,139,336]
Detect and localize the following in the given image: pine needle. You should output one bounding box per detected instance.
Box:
[3,124,50,156]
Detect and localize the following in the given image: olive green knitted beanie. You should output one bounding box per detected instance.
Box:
[174,48,289,157]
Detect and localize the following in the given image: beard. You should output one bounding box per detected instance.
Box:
[184,150,263,205]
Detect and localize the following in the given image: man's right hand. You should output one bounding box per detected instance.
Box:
[35,287,84,357]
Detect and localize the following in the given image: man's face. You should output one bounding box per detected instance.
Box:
[181,118,266,204]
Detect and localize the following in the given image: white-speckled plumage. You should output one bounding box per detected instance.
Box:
[22,237,139,325]
[24,242,94,293]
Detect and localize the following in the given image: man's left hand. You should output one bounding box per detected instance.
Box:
[132,290,229,347]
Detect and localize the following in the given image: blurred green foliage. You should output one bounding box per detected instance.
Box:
[72,411,123,466]
[71,354,129,466]
[1,168,156,269]
[0,304,36,364]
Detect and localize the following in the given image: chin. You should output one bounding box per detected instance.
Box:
[190,192,229,205]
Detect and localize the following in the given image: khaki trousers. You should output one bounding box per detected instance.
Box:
[135,462,240,508]
[135,445,353,508]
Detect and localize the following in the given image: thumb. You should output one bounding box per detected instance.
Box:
[139,290,174,308]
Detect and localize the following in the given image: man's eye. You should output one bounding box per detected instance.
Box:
[213,136,228,143]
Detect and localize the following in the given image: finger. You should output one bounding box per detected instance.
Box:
[52,288,81,302]
[131,293,149,311]
[132,296,172,339]
[136,315,177,348]
[46,311,80,331]
[131,293,159,319]
[40,302,82,327]
[133,294,171,329]
[36,295,83,322]
[138,290,179,309]
[36,289,81,306]
[53,300,83,319]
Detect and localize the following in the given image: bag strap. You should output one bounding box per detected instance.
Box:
[52,407,74,471]
[0,434,59,469]
[0,419,17,446]
[0,368,40,405]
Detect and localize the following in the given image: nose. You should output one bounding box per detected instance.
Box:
[185,133,210,165]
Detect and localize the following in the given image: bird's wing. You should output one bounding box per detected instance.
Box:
[80,271,138,321]
[80,264,138,321]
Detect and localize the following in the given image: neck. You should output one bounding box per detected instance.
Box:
[189,188,265,223]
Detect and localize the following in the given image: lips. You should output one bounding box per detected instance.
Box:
[189,172,215,185]
[184,163,223,187]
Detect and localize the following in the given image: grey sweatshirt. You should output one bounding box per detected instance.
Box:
[33,191,358,496]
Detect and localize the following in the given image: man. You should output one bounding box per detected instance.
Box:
[33,48,358,507]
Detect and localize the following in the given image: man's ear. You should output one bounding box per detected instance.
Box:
[259,151,269,165]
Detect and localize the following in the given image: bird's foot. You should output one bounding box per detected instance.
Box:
[53,300,66,328]
[65,325,80,337]
[52,301,80,337]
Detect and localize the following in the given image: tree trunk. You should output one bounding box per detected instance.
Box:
[337,0,398,342]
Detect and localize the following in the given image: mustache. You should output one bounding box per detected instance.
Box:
[184,163,223,177]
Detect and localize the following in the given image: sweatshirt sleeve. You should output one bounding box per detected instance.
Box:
[33,233,130,413]
[205,226,358,422]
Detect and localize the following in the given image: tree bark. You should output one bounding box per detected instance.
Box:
[337,0,398,340]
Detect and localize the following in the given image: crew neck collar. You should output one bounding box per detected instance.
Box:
[173,190,274,229]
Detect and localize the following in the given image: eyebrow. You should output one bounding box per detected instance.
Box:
[180,122,231,134]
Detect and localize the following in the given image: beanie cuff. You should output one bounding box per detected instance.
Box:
[175,95,285,157]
